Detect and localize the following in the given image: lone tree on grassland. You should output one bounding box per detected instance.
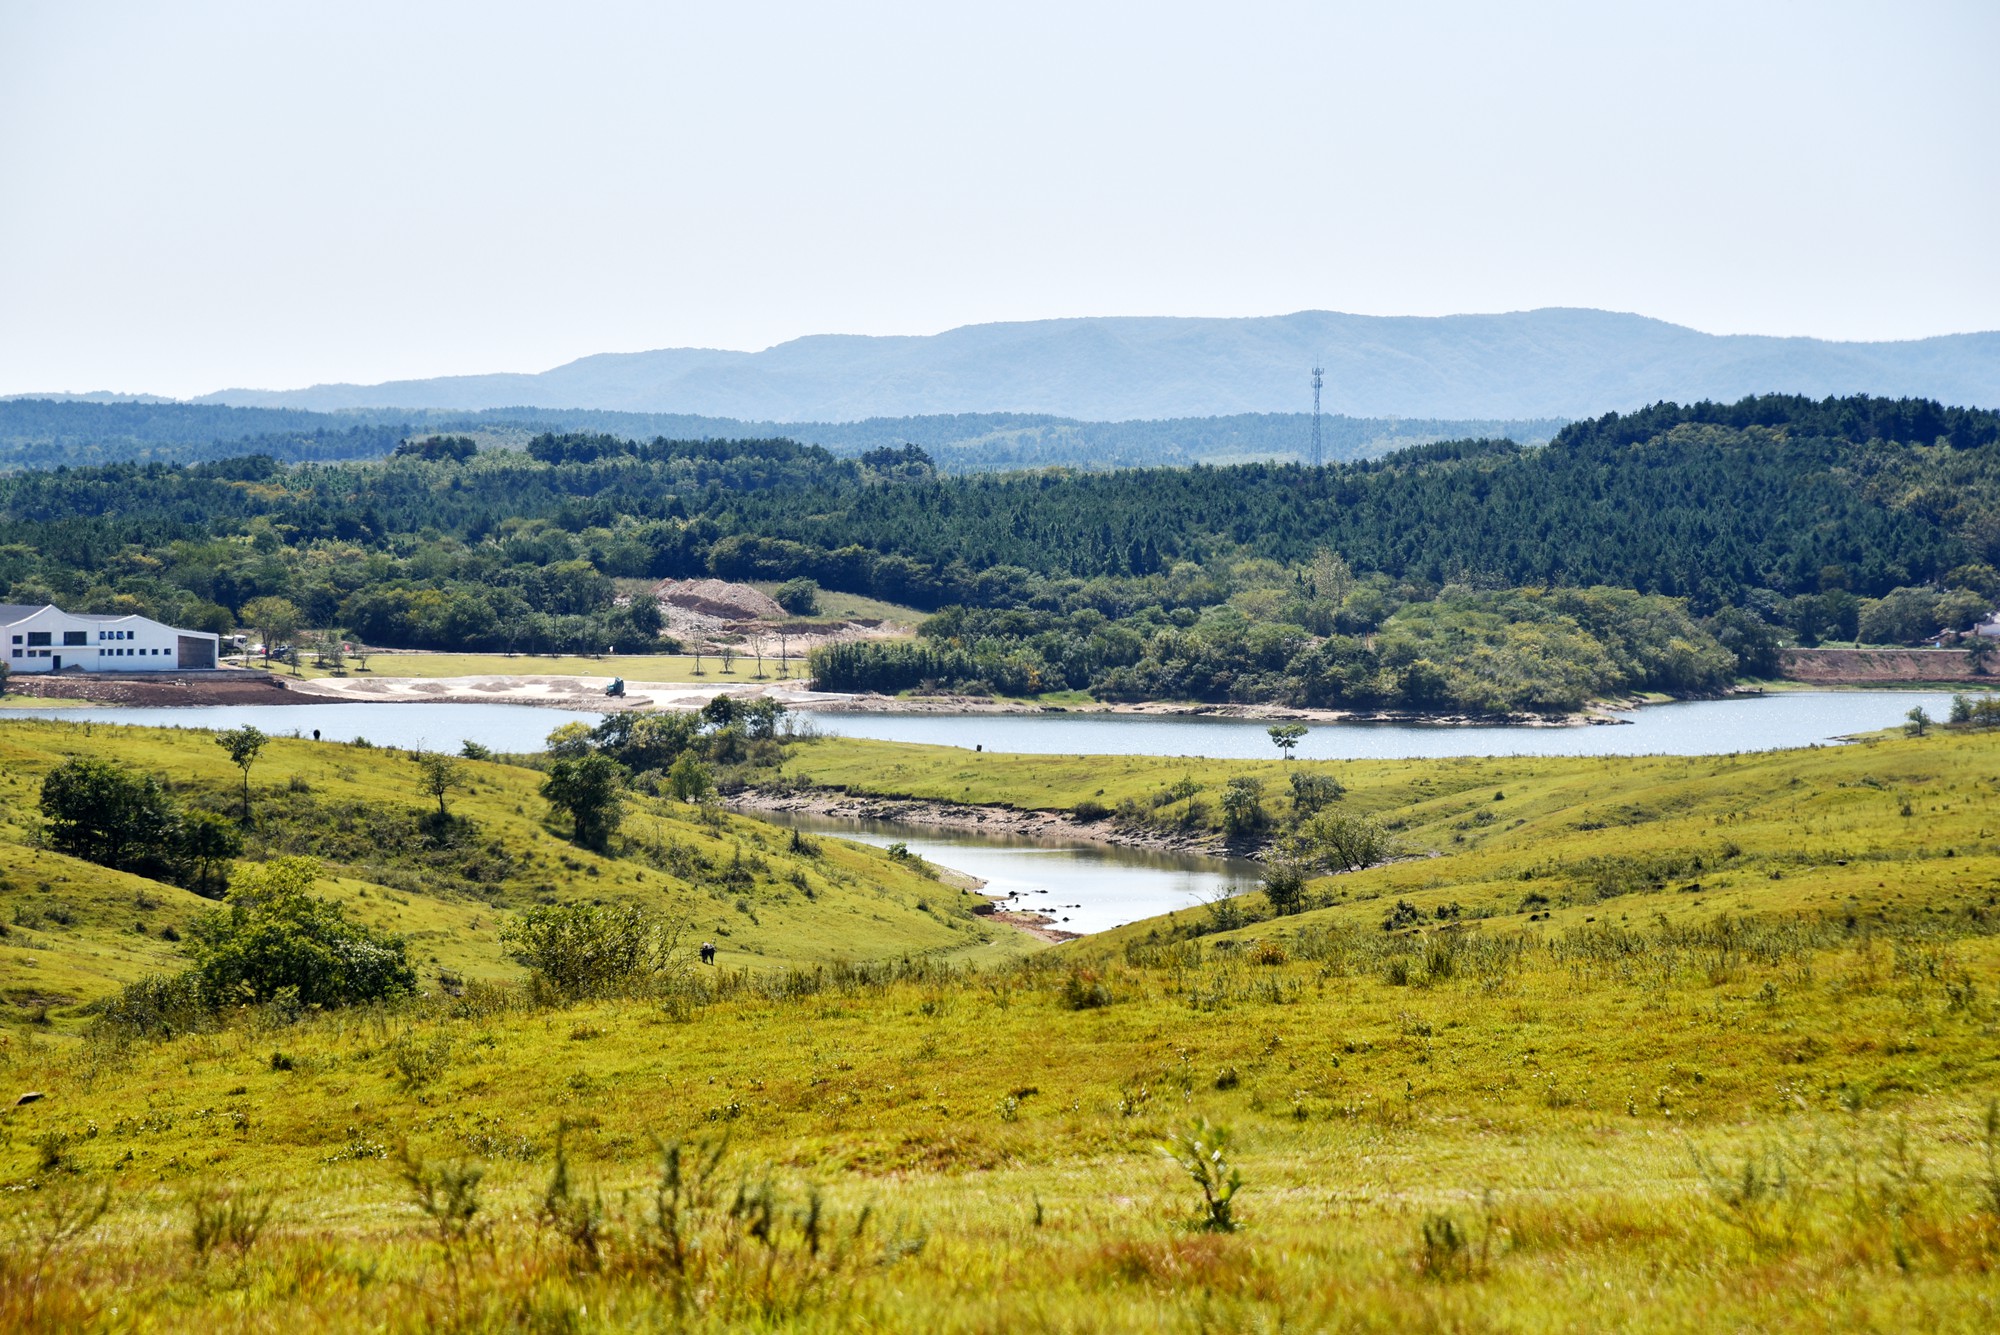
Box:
[215,725,268,821]
[415,751,465,820]
[1284,809,1392,873]
[542,752,623,850]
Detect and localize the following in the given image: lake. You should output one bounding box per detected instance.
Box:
[3,688,1975,937]
[0,690,1971,759]
[752,809,1262,935]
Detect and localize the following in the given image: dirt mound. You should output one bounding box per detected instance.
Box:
[652,578,786,622]
[5,672,325,706]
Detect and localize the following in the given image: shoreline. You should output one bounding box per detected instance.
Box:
[727,786,1253,862]
[6,670,1984,726]
[0,670,1682,729]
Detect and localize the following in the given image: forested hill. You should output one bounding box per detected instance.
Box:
[0,399,414,469]
[0,392,1993,652]
[0,398,1559,473]
[191,309,2000,420]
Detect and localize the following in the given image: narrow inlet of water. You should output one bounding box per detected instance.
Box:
[751,809,1260,936]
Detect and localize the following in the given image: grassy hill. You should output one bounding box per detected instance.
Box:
[2,726,1998,1330]
[0,721,1032,1031]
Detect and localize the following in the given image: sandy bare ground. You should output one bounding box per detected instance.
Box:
[1779,647,1988,684]
[6,672,321,706]
[291,673,853,712]
[287,674,1667,727]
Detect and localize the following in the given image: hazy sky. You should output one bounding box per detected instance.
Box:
[3,1,1995,397]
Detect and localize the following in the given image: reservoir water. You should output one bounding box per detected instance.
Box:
[1,688,1977,935]
[805,691,1972,760]
[0,689,1967,759]
[752,809,1262,936]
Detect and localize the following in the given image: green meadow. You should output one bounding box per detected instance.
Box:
[2,720,1999,1331]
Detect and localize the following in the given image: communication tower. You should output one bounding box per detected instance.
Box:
[1310,366,1324,468]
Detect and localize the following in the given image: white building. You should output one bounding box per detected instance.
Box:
[1,604,219,673]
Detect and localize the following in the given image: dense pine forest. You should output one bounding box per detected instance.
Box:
[1,393,1995,712]
[0,399,1555,473]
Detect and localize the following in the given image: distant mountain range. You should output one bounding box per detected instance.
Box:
[190,309,2000,419]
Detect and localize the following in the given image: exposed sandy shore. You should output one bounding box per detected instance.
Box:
[285,673,1666,728]
[8,666,1767,731]
[290,673,849,712]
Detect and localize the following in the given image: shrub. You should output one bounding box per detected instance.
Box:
[1072,799,1112,823]
[1288,769,1345,817]
[1220,776,1267,836]
[1417,1211,1485,1281]
[1948,693,2000,728]
[501,902,683,1001]
[39,755,244,894]
[1287,809,1393,873]
[773,577,822,616]
[1060,970,1113,1010]
[1262,857,1309,916]
[93,970,209,1039]
[388,1031,455,1090]
[1381,900,1423,932]
[1159,1119,1243,1232]
[668,753,714,804]
[188,1186,273,1259]
[40,757,183,881]
[185,858,417,1009]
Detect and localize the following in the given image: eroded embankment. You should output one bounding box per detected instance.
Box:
[1780,646,1987,684]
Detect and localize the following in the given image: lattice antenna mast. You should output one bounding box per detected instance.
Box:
[1310,366,1325,468]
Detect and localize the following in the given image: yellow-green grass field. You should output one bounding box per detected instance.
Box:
[3,724,2000,1330]
[0,721,1031,1029]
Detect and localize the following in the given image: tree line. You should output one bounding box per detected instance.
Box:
[0,394,1992,664]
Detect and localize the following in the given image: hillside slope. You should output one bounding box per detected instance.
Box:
[196,309,2000,419]
[2,729,1996,1331]
[0,721,1035,1028]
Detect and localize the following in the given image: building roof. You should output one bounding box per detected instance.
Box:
[0,604,192,628]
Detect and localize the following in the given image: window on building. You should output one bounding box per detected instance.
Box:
[27,632,50,646]
[63,631,86,646]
